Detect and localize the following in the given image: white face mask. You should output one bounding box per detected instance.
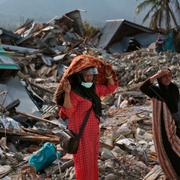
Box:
[81,82,93,88]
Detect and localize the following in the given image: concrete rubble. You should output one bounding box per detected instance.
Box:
[0,10,180,180]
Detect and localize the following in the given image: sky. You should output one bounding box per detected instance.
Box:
[0,0,145,28]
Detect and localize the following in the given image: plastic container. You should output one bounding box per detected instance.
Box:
[28,142,61,172]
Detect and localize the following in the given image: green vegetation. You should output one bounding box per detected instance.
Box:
[83,21,100,40]
[136,0,180,31]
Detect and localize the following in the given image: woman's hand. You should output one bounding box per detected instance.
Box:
[104,64,114,85]
[105,64,112,77]
[63,80,71,94]
[150,69,170,83]
[63,80,72,108]
[157,69,170,78]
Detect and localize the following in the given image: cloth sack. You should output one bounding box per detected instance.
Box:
[60,129,80,154]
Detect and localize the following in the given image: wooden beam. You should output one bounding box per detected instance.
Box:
[16,111,58,126]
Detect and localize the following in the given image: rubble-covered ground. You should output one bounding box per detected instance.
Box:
[0,11,180,180]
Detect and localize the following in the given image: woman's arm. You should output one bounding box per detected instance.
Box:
[105,65,115,85]
[140,78,154,97]
[140,69,170,98]
[63,80,72,109]
[96,64,118,97]
[60,80,79,118]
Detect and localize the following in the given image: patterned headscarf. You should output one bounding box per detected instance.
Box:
[54,55,118,106]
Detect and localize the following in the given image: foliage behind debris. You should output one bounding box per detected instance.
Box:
[83,21,100,40]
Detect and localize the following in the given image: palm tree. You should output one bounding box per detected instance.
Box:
[136,0,180,31]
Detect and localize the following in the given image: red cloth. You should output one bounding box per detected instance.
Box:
[60,84,117,180]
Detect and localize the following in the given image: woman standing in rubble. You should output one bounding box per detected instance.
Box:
[59,64,117,180]
[140,68,180,133]
[140,68,180,179]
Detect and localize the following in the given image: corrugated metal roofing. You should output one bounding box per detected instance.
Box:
[0,77,38,113]
[98,20,122,49]
[0,46,19,70]
[98,19,155,49]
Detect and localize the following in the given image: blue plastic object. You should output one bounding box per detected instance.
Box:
[28,142,61,172]
[163,31,176,52]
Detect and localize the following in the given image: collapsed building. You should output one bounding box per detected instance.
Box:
[0,9,179,179]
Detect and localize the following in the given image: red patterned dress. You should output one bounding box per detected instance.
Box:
[60,84,117,180]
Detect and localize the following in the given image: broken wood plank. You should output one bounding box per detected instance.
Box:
[0,161,27,179]
[0,128,59,143]
[53,159,74,174]
[15,111,59,126]
[0,127,30,136]
[99,140,114,150]
[29,81,53,94]
[17,71,53,94]
[18,135,59,143]
[22,127,56,138]
[1,44,39,54]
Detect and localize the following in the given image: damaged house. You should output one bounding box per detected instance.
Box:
[0,47,39,113]
[97,19,162,53]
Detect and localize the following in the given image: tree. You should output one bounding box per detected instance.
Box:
[83,21,99,40]
[136,0,180,31]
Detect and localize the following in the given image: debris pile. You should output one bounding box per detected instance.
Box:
[0,10,180,179]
